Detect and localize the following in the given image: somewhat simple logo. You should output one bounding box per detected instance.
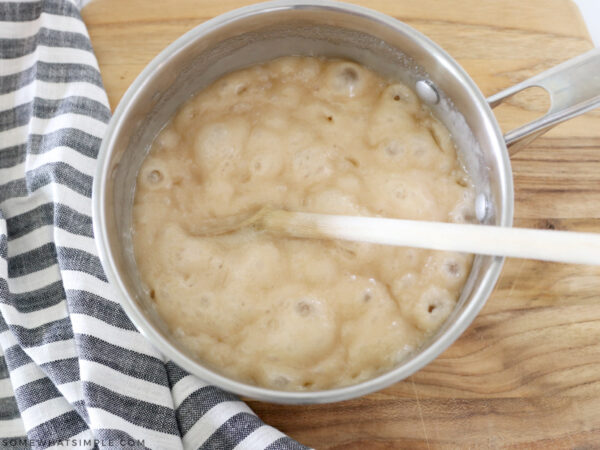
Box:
[1,438,146,448]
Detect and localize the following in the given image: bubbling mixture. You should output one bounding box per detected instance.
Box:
[133,56,475,390]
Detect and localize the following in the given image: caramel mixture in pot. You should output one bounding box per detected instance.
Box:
[133,56,475,390]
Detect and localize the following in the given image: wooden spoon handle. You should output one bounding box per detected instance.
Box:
[261,210,600,265]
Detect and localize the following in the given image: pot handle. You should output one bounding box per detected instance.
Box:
[487,48,600,155]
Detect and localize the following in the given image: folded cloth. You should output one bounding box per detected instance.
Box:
[0,1,308,449]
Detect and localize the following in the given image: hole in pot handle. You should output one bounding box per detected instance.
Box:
[487,48,600,156]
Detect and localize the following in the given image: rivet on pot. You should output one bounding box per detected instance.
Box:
[416,80,440,105]
[475,193,488,222]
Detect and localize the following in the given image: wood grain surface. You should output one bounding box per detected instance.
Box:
[82,1,600,448]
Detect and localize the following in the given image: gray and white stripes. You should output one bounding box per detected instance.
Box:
[0,1,307,448]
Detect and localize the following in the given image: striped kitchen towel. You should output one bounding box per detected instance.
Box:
[0,1,308,449]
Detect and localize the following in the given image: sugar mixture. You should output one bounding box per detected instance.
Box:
[133,56,475,390]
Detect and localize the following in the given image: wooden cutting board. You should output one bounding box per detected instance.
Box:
[82,1,600,447]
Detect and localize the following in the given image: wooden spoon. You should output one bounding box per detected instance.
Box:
[191,207,600,266]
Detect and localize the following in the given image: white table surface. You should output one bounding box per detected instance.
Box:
[574,0,600,47]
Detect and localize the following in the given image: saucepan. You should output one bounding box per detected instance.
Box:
[92,0,600,403]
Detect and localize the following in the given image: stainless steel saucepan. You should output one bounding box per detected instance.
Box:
[92,0,600,404]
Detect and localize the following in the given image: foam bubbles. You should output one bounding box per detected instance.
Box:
[133,56,476,391]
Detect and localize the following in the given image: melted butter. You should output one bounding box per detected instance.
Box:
[132,56,475,390]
